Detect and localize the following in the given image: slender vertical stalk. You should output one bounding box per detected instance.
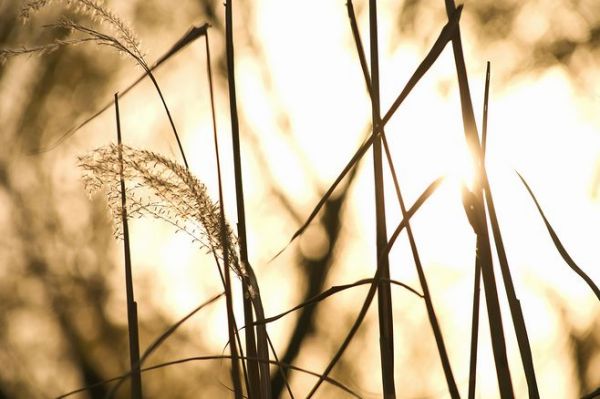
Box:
[480,63,540,398]
[368,1,396,396]
[382,138,460,398]
[114,93,142,399]
[224,2,270,398]
[346,3,458,395]
[467,62,490,399]
[467,257,482,399]
[442,2,514,397]
[481,62,490,156]
[205,32,243,399]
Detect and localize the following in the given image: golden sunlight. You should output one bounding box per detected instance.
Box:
[2,0,599,398]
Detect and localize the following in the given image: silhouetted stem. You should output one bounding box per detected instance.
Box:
[205,30,243,399]
[368,2,396,395]
[224,1,269,397]
[114,93,143,399]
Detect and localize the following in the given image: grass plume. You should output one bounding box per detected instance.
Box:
[79,144,244,278]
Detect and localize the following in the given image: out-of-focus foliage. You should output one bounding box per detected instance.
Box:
[395,0,600,90]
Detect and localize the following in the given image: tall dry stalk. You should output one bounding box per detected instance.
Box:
[224,1,269,397]
[114,93,143,399]
[442,1,515,396]
[367,1,396,395]
[346,2,459,396]
[204,29,243,398]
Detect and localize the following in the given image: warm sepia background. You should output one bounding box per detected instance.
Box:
[1,0,599,398]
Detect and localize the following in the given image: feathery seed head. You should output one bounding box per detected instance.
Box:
[79,144,245,278]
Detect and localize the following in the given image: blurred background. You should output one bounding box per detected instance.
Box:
[0,0,599,397]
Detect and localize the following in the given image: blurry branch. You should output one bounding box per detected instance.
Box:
[306,176,445,398]
[270,135,360,397]
[1,157,121,398]
[582,387,600,399]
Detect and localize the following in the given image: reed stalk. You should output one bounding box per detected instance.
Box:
[114,93,143,399]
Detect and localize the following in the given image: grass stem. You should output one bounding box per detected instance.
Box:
[224,1,269,397]
[205,29,243,399]
[368,1,396,396]
[114,93,143,399]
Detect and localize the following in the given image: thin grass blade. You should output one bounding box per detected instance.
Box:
[482,64,539,397]
[306,176,444,398]
[467,257,482,399]
[467,62,490,399]
[368,0,396,395]
[32,24,209,154]
[445,2,514,395]
[274,6,463,260]
[384,176,445,254]
[115,93,143,399]
[347,4,458,394]
[224,1,266,397]
[57,355,362,399]
[517,172,600,301]
[250,278,422,328]
[106,293,224,398]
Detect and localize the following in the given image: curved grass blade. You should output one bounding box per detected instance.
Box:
[250,278,422,328]
[57,355,362,399]
[306,176,445,398]
[384,176,445,255]
[516,172,600,301]
[31,24,209,154]
[105,293,224,397]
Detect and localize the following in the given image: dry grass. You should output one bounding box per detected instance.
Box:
[1,1,599,398]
